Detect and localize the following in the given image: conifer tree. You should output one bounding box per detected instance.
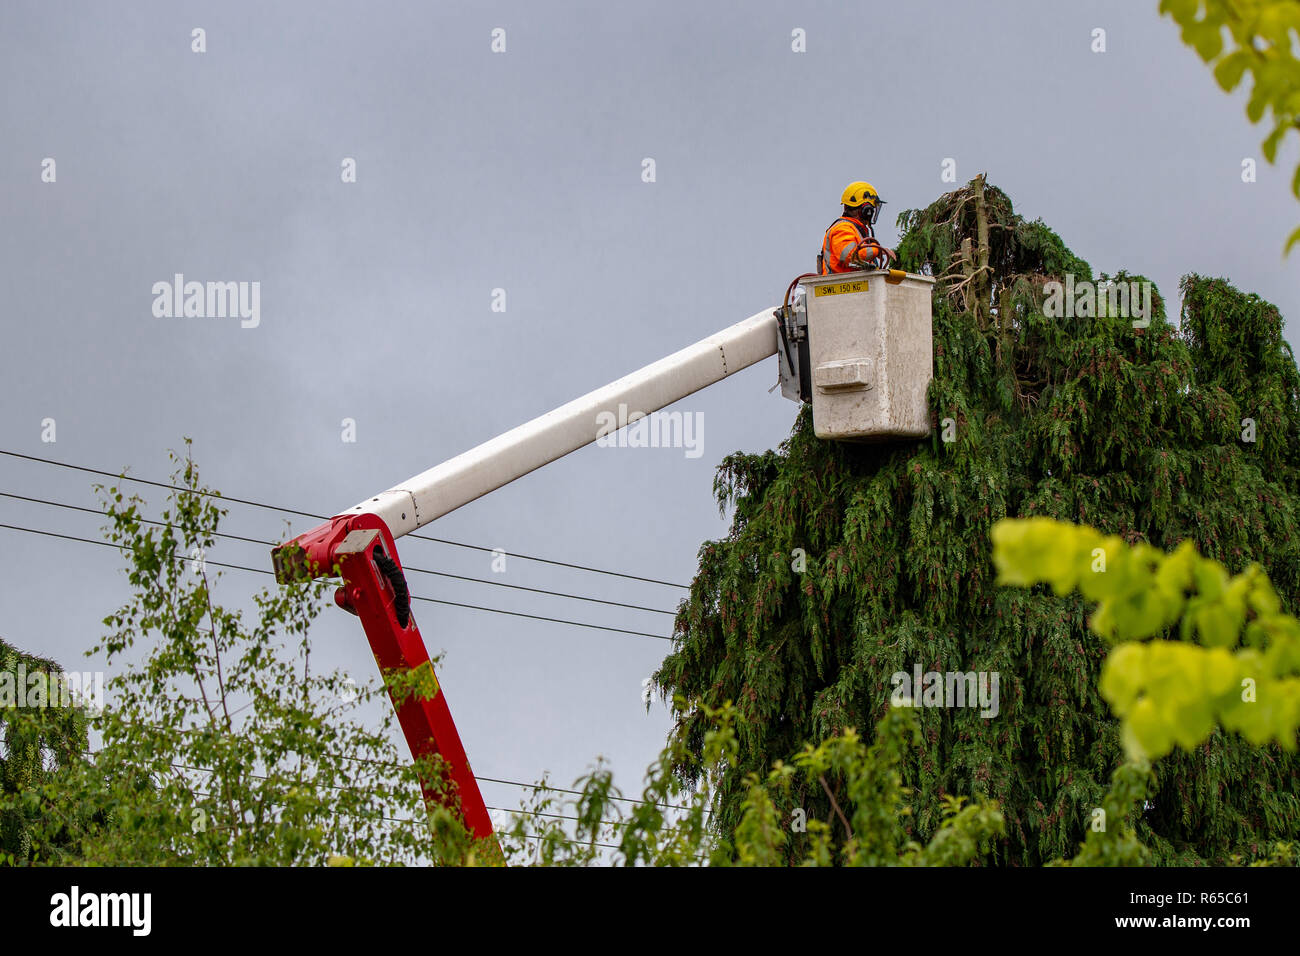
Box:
[654,177,1300,864]
[0,639,89,862]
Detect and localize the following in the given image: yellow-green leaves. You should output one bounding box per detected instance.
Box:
[1214,49,1253,92]
[991,516,1100,594]
[995,518,1186,641]
[1287,224,1300,254]
[1161,0,1300,250]
[994,517,1300,760]
[1101,641,1237,758]
[1186,17,1226,60]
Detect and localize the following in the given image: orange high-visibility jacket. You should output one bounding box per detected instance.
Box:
[819,217,882,274]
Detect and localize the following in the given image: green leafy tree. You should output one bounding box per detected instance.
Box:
[503,699,1005,867]
[1160,0,1300,251]
[992,516,1300,759]
[994,516,1300,865]
[2,444,498,866]
[653,177,1300,865]
[0,640,89,863]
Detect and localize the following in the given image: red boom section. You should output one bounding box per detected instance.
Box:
[273,512,494,842]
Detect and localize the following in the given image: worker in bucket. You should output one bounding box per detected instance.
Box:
[818,181,897,275]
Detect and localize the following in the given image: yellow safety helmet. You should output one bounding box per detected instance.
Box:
[841,181,885,224]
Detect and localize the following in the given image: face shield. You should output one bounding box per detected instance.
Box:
[863,197,885,226]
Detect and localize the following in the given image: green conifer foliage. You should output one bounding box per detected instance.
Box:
[0,639,89,862]
[654,177,1300,864]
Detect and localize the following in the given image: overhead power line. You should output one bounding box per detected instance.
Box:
[112,717,704,815]
[85,748,652,849]
[0,490,677,616]
[0,449,690,589]
[177,787,625,853]
[0,521,672,642]
[169,760,647,833]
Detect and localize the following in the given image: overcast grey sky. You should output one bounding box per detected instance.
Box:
[3,0,1298,839]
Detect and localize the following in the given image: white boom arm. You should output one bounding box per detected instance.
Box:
[342,309,778,540]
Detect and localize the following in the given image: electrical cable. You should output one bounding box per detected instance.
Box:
[0,449,690,588]
[0,490,677,616]
[0,521,673,641]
